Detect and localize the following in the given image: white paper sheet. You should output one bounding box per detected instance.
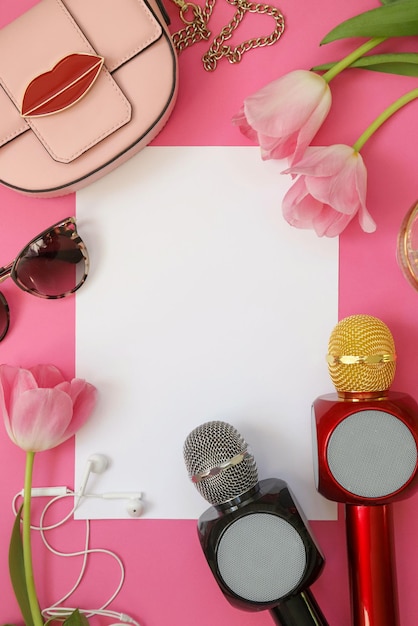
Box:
[74,146,338,520]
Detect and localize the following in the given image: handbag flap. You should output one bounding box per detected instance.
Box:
[0,0,163,163]
[64,0,163,73]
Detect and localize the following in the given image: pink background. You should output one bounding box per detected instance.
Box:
[1,0,418,625]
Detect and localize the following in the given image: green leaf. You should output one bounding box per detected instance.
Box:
[313,52,418,76]
[63,609,90,626]
[321,0,418,43]
[8,506,34,626]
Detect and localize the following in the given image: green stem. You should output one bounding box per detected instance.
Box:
[353,87,418,152]
[23,452,44,626]
[322,37,386,83]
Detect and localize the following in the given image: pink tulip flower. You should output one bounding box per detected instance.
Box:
[232,69,332,164]
[0,364,97,452]
[281,144,376,237]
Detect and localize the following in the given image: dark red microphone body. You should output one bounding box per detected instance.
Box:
[312,314,418,626]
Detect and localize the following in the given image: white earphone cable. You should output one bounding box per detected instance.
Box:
[11,482,139,626]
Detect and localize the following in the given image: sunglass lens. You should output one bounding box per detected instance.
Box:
[13,224,87,298]
[0,292,10,341]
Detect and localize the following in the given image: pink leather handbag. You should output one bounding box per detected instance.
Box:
[0,0,178,197]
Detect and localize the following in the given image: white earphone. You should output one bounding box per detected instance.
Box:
[99,492,144,517]
[26,454,145,518]
[77,454,145,518]
[74,453,109,506]
[14,453,144,626]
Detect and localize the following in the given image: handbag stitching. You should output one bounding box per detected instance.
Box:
[21,0,132,162]
[0,0,178,193]
[0,0,166,156]
[103,0,162,71]
[0,0,161,159]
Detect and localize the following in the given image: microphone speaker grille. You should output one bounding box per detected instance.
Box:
[183,421,258,506]
[326,409,417,498]
[327,315,396,393]
[217,513,307,602]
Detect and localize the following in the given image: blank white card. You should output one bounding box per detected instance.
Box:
[75,146,338,520]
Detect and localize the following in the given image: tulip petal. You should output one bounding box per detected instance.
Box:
[306,175,358,216]
[259,131,298,161]
[3,367,38,419]
[233,70,331,162]
[312,205,355,237]
[11,388,73,452]
[328,153,367,214]
[0,366,16,442]
[0,365,38,397]
[29,364,66,389]
[0,366,40,445]
[283,145,355,177]
[358,204,377,233]
[231,106,259,143]
[289,90,332,164]
[243,71,329,136]
[0,364,97,452]
[282,178,324,228]
[348,157,376,233]
[56,379,97,441]
[281,143,373,237]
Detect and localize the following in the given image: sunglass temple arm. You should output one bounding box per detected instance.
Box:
[0,263,13,283]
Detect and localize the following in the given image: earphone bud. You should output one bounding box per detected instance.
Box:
[100,492,144,517]
[75,455,145,517]
[14,455,144,626]
[126,497,144,518]
[87,453,109,475]
[21,455,146,517]
[77,453,110,503]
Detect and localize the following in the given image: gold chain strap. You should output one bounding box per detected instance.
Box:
[170,0,285,71]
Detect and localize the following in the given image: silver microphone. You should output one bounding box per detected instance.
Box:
[183,420,330,626]
[183,420,258,506]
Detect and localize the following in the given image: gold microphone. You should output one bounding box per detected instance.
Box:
[327,314,396,395]
[312,314,418,626]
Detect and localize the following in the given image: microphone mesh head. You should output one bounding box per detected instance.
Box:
[183,421,258,506]
[327,314,396,393]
